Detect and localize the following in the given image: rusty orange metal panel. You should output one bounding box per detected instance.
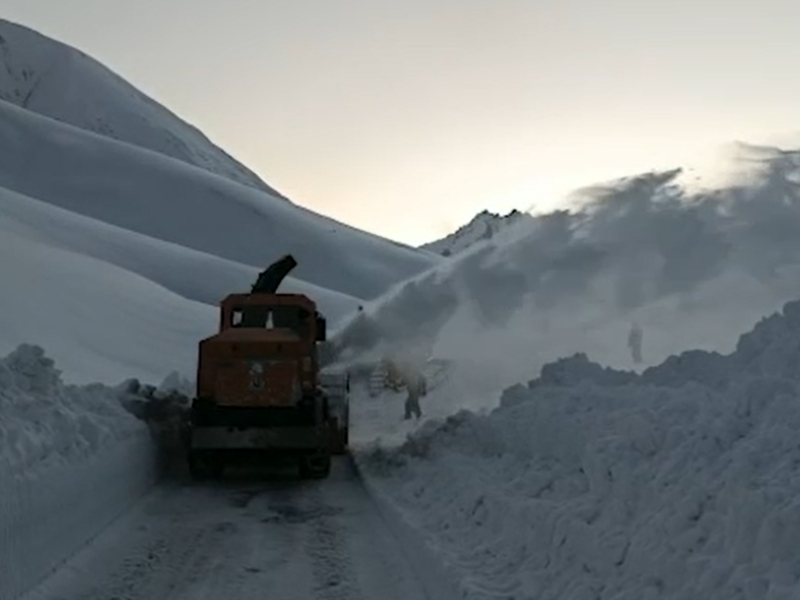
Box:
[214,359,300,407]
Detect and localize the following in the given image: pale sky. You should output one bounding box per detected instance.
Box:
[5,0,800,245]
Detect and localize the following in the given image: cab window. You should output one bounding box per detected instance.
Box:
[230,305,310,337]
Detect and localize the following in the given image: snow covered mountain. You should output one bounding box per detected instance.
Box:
[0,99,439,301]
[420,209,532,256]
[0,20,442,384]
[0,96,441,381]
[10,11,800,600]
[0,18,279,195]
[6,48,800,598]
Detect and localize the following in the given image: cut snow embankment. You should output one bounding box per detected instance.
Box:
[355,298,800,600]
[0,345,166,600]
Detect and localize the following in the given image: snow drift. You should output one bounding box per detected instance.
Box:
[356,296,800,600]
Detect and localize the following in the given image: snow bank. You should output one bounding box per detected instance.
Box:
[0,345,148,474]
[0,434,157,600]
[0,345,161,600]
[356,297,800,600]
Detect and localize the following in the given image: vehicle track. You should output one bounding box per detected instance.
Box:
[20,457,432,600]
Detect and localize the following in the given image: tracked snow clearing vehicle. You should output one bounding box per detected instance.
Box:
[188,254,349,480]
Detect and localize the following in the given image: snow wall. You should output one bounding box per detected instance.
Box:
[0,346,163,600]
[0,432,158,600]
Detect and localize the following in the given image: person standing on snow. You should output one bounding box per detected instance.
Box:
[403,367,427,420]
[628,322,643,364]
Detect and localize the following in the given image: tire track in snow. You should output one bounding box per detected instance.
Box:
[20,460,435,600]
[77,492,236,600]
[304,487,365,600]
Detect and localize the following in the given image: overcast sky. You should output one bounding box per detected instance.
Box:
[5,0,800,245]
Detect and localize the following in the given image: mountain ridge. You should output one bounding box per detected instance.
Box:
[0,18,284,197]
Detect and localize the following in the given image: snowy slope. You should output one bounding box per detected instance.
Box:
[0,217,216,385]
[0,19,280,195]
[0,182,360,315]
[0,99,440,300]
[357,297,800,600]
[0,176,366,387]
[421,209,532,256]
[0,180,363,384]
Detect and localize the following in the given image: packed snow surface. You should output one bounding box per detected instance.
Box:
[19,459,442,600]
[0,18,278,194]
[356,296,800,600]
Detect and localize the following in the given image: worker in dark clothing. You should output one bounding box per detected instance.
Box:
[404,368,427,420]
[628,322,643,364]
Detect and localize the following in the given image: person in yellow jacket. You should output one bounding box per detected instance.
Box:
[384,356,404,391]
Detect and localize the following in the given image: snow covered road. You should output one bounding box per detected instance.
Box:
[21,457,436,600]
